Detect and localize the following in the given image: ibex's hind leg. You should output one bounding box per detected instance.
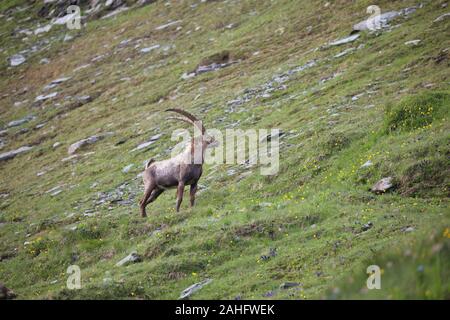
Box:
[189,183,197,207]
[175,182,185,212]
[146,188,164,206]
[140,183,155,217]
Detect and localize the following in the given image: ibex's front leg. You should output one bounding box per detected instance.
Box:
[176,182,185,212]
[190,183,197,207]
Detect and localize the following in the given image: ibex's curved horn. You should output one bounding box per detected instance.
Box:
[167,116,194,126]
[166,108,205,134]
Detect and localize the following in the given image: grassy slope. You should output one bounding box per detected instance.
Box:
[0,0,449,299]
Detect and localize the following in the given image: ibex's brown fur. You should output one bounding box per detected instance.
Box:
[139,109,215,217]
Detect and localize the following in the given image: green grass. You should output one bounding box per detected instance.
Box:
[384,92,450,133]
[326,227,450,299]
[0,0,449,300]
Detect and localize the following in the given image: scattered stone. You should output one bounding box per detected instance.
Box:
[334,48,355,58]
[360,160,373,168]
[402,226,415,233]
[328,34,360,47]
[9,54,26,67]
[63,34,74,42]
[140,44,160,53]
[0,283,17,300]
[101,6,130,19]
[181,72,196,80]
[115,251,142,267]
[280,282,300,289]
[353,11,400,32]
[46,185,63,197]
[35,92,58,102]
[262,291,275,297]
[73,64,91,72]
[34,24,52,35]
[122,164,134,173]
[132,134,162,152]
[371,177,394,194]
[361,221,373,232]
[76,95,92,104]
[62,155,78,162]
[155,20,182,31]
[434,13,450,23]
[179,279,212,300]
[44,77,71,90]
[7,115,34,128]
[405,40,421,46]
[132,140,156,152]
[196,61,235,74]
[68,132,114,155]
[260,248,277,261]
[0,146,33,162]
[40,58,50,64]
[53,142,61,148]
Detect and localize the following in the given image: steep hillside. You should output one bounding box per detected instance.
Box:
[0,0,449,299]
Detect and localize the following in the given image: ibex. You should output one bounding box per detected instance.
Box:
[139,108,216,217]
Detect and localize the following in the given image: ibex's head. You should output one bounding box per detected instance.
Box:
[166,108,217,151]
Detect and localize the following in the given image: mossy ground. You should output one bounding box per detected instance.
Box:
[0,0,449,299]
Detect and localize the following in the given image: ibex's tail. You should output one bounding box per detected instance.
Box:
[145,158,155,169]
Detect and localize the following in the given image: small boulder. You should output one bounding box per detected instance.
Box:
[0,146,33,162]
[353,11,400,32]
[68,132,113,155]
[328,34,360,47]
[434,13,450,23]
[371,177,394,194]
[115,251,142,267]
[9,54,26,67]
[280,282,300,289]
[405,40,421,46]
[179,279,212,300]
[0,283,16,300]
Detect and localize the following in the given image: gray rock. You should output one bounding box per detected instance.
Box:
[405,39,421,46]
[101,7,129,19]
[179,279,212,300]
[68,132,113,155]
[132,140,156,152]
[353,11,400,32]
[140,44,160,53]
[155,20,182,31]
[0,283,17,300]
[115,251,142,267]
[9,54,26,67]
[360,160,373,168]
[122,164,134,173]
[35,92,58,102]
[131,133,162,152]
[181,72,196,80]
[371,177,394,194]
[434,13,450,23]
[0,146,33,162]
[334,48,355,58]
[362,221,373,232]
[76,95,92,104]
[43,77,71,90]
[328,34,360,47]
[63,34,74,42]
[7,115,34,128]
[280,282,300,289]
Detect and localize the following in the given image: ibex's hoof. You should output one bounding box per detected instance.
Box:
[141,213,147,218]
